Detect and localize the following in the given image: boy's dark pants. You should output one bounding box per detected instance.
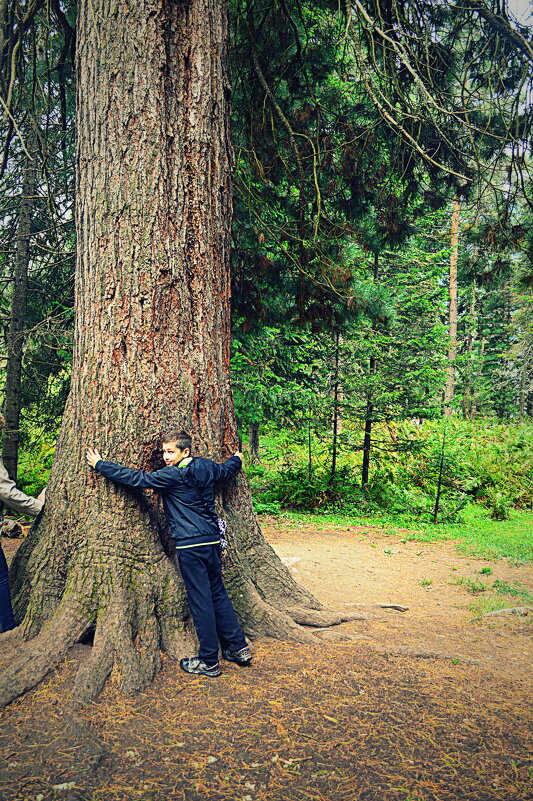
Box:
[0,542,16,632]
[177,544,247,665]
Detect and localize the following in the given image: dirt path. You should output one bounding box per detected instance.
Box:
[262,519,533,688]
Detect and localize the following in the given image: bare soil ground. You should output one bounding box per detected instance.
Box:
[262,519,533,682]
[0,522,532,801]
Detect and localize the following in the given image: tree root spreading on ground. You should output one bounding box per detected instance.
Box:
[481,606,533,617]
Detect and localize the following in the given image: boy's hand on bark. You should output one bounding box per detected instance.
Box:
[86,447,102,468]
[37,487,47,503]
[234,450,243,460]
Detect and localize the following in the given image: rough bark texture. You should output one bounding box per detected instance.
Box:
[0,0,348,710]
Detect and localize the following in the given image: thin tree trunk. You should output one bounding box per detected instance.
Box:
[2,125,39,480]
[519,362,527,421]
[444,194,460,416]
[308,414,312,479]
[0,0,353,711]
[361,412,373,487]
[462,284,476,420]
[330,330,340,482]
[432,426,447,524]
[248,421,260,462]
[361,253,379,487]
[501,281,512,419]
[471,335,486,419]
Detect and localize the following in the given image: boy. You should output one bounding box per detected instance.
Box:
[86,431,251,677]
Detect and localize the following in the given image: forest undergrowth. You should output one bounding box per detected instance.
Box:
[245,419,533,556]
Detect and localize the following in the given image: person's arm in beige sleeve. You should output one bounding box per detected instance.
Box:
[0,458,43,517]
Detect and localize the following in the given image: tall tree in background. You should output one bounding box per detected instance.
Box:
[2,123,39,479]
[0,0,347,709]
[0,4,76,450]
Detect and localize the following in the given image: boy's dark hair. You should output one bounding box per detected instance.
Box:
[162,430,192,452]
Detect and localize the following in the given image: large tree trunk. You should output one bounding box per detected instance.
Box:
[0,0,348,710]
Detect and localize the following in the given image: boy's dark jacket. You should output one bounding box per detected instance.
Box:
[95,455,241,549]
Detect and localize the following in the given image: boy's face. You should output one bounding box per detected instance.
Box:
[162,442,190,467]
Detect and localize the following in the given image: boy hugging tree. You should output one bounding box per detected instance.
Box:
[86,430,251,677]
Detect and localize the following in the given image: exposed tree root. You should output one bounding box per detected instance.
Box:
[0,546,368,709]
[286,606,371,627]
[0,583,338,709]
[72,629,114,705]
[341,602,409,612]
[0,602,88,709]
[237,581,318,643]
[481,606,533,617]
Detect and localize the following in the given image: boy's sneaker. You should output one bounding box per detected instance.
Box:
[222,646,252,666]
[180,657,221,677]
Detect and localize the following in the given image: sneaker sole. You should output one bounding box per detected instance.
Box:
[180,667,221,677]
[223,656,252,666]
[180,661,221,677]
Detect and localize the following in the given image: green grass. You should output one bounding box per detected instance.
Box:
[258,503,533,564]
[452,577,487,594]
[469,596,532,617]
[492,579,533,599]
[467,579,533,618]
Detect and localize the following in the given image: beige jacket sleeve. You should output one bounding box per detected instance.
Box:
[0,458,43,517]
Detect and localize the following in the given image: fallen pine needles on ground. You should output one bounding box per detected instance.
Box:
[0,639,531,801]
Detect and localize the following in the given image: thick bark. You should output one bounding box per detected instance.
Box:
[444,195,460,416]
[0,0,349,710]
[2,126,39,480]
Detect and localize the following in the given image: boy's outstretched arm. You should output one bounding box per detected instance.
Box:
[86,446,181,490]
[212,452,243,483]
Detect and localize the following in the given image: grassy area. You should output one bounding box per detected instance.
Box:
[259,503,533,564]
[249,421,533,520]
[468,579,533,617]
[448,574,533,618]
[250,421,533,564]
